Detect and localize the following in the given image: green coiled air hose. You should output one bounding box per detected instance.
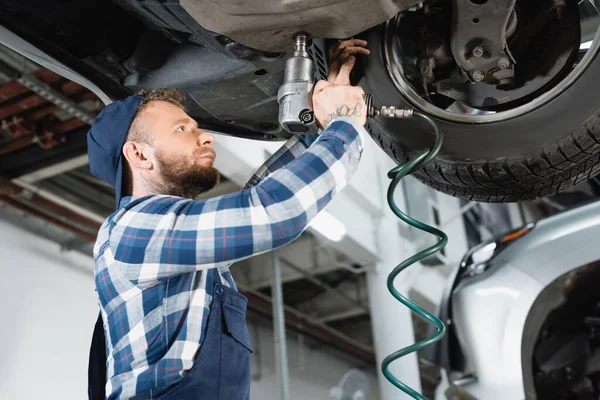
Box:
[381,111,448,399]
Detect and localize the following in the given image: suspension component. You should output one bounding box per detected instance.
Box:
[450,0,517,86]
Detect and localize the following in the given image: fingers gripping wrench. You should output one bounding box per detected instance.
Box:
[277,33,415,134]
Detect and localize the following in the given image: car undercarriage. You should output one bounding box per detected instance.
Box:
[2,0,600,202]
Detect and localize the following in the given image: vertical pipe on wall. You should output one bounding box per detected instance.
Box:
[271,250,290,400]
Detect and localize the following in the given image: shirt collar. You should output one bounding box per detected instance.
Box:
[118,195,134,209]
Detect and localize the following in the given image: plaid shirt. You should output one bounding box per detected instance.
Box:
[93,118,366,399]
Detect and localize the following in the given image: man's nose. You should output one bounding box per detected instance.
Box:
[197,130,214,146]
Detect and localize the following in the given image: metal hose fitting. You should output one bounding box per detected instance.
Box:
[364,93,414,119]
[379,106,414,119]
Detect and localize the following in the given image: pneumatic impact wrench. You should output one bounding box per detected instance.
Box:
[277,33,414,135]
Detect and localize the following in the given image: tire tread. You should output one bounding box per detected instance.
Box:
[365,114,600,202]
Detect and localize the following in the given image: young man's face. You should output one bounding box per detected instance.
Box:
[140,100,219,198]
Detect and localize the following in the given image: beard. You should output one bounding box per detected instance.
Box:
[153,147,220,199]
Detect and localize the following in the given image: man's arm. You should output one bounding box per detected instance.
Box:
[110,119,365,283]
[243,134,318,190]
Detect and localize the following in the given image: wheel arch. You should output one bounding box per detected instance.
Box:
[521,260,600,400]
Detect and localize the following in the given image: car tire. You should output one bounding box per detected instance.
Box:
[358,26,600,202]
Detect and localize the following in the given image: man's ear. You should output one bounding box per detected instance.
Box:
[122,141,153,172]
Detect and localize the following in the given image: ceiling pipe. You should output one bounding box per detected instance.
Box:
[0,59,95,124]
[0,178,101,232]
[1,197,97,242]
[0,61,99,156]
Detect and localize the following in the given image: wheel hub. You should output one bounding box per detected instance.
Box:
[383,0,597,123]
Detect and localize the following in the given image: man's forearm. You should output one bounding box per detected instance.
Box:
[243,134,319,190]
[208,118,365,265]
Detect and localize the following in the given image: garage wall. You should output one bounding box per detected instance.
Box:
[0,217,379,400]
[0,219,97,400]
[249,320,380,400]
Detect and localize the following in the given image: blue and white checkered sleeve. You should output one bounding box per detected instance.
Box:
[243,134,319,189]
[110,119,365,283]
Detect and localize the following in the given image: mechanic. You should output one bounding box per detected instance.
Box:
[86,39,371,400]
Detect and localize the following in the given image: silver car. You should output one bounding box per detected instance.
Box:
[426,200,600,400]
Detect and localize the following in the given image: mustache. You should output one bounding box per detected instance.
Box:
[195,149,216,160]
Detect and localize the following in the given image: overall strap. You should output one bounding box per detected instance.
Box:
[211,267,220,289]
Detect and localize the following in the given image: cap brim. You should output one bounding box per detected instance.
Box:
[114,156,124,209]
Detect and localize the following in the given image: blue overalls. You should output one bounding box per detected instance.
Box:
[88,268,253,399]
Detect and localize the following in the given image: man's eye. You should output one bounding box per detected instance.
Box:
[176,126,185,132]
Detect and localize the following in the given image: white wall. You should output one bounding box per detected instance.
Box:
[0,219,97,400]
[0,218,379,400]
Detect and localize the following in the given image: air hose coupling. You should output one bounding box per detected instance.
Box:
[378,106,414,119]
[364,93,414,119]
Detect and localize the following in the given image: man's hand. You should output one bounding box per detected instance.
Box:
[328,39,370,85]
[313,39,370,129]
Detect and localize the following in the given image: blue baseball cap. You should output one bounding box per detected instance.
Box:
[87,95,144,209]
